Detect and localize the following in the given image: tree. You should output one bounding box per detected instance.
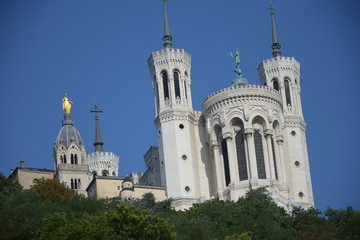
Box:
[290,206,331,240]
[29,178,76,202]
[37,204,173,240]
[164,188,295,240]
[325,206,360,240]
[224,232,252,240]
[133,192,172,213]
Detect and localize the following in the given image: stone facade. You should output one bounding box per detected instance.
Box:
[8,164,54,190]
[87,151,119,177]
[86,176,166,201]
[139,146,165,187]
[147,41,313,211]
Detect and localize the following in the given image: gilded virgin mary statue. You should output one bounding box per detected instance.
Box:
[62,93,73,114]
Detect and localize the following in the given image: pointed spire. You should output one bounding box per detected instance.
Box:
[269,5,281,57]
[90,105,103,152]
[162,0,172,48]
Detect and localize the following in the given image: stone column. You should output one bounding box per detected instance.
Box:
[211,142,224,197]
[223,132,239,184]
[276,135,286,184]
[168,75,175,106]
[264,130,276,180]
[245,128,258,180]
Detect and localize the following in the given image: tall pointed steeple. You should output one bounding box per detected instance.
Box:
[269,5,281,57]
[162,0,172,48]
[90,105,103,152]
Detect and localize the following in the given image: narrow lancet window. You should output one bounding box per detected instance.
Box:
[173,71,181,98]
[71,154,74,164]
[284,79,291,106]
[273,79,279,90]
[254,131,266,179]
[63,155,67,164]
[75,154,78,164]
[162,71,169,100]
[235,131,248,180]
[221,139,231,186]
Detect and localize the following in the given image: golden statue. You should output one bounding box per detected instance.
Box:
[62,93,73,114]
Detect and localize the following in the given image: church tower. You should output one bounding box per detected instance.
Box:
[147,1,209,210]
[87,105,119,177]
[257,7,314,206]
[53,94,90,195]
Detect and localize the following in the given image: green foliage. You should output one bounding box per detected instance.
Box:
[224,232,252,240]
[0,180,359,240]
[132,192,172,213]
[290,206,331,240]
[166,188,294,240]
[29,178,76,202]
[0,173,21,192]
[325,206,360,240]
[37,204,173,240]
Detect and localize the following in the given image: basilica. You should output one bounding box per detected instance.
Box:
[8,2,314,211]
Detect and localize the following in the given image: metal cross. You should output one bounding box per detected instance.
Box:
[90,105,103,119]
[268,5,275,14]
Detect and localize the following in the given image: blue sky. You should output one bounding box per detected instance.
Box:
[0,0,359,211]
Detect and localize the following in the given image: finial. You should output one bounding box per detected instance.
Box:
[90,105,104,152]
[162,0,172,48]
[230,48,248,86]
[269,4,281,57]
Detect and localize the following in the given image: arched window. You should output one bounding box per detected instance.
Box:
[235,131,248,181]
[173,71,181,98]
[221,139,231,186]
[102,170,109,176]
[60,156,63,163]
[74,179,78,189]
[273,79,279,90]
[284,79,291,106]
[254,131,266,179]
[71,179,74,189]
[162,71,169,100]
[63,155,67,164]
[271,137,278,180]
[70,154,74,164]
[74,154,78,164]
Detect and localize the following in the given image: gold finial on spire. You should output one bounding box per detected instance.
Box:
[62,93,73,114]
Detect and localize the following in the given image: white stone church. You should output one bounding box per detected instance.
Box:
[9,3,314,211]
[145,2,313,210]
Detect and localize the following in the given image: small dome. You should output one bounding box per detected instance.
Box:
[55,114,84,149]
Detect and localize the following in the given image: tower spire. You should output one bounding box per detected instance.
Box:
[90,105,103,152]
[162,0,172,48]
[269,5,281,57]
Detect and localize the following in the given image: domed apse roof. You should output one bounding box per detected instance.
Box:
[55,114,84,149]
